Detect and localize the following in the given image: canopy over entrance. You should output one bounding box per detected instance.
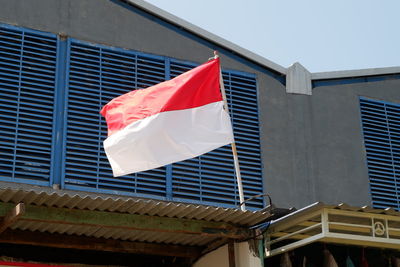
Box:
[265,202,400,257]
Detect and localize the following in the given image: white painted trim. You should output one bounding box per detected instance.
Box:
[265,205,400,258]
[327,207,400,221]
[324,232,400,246]
[321,209,328,235]
[267,202,324,229]
[268,222,322,245]
[265,233,325,257]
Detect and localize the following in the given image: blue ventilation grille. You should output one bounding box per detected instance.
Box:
[0,24,57,185]
[360,98,400,210]
[170,60,263,209]
[228,72,263,208]
[0,23,264,209]
[64,39,167,197]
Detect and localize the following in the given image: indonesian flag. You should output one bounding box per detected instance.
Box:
[100,58,234,177]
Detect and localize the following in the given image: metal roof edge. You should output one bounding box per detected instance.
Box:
[123,0,287,75]
[269,202,324,225]
[270,202,400,226]
[0,182,271,226]
[119,0,400,82]
[311,66,400,80]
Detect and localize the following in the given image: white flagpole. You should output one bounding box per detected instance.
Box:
[214,51,246,211]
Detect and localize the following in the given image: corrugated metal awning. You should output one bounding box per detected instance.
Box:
[0,183,271,257]
[0,184,270,225]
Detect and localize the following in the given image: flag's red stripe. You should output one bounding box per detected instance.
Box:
[101,58,221,136]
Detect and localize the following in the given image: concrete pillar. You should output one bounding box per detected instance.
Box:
[235,242,263,267]
[193,242,262,267]
[193,245,229,267]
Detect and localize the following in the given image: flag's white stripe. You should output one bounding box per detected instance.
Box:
[104,101,234,177]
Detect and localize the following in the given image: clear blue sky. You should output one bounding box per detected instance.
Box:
[144,0,400,73]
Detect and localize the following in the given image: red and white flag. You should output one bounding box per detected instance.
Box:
[100,58,234,177]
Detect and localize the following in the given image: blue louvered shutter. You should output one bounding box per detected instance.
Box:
[169,59,264,209]
[63,39,167,197]
[228,71,263,208]
[0,23,264,209]
[360,97,400,210]
[0,24,57,185]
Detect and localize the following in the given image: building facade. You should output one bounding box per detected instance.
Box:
[0,0,400,266]
[0,0,273,210]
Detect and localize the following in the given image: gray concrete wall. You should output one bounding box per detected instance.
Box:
[2,0,398,210]
[0,0,264,74]
[263,79,400,209]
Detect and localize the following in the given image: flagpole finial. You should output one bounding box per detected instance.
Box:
[208,51,219,61]
[214,50,219,59]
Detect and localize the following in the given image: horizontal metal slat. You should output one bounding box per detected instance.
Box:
[0,32,22,42]
[70,50,100,63]
[361,98,400,210]
[22,44,56,57]
[101,49,136,61]
[22,52,56,65]
[69,61,100,72]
